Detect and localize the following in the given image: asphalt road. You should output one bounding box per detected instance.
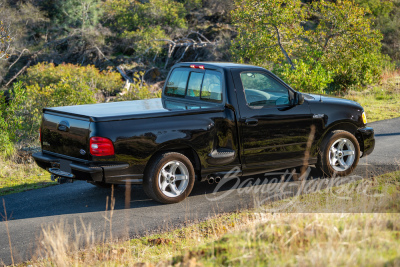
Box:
[1,118,399,266]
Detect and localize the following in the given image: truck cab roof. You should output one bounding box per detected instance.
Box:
[175,62,266,70]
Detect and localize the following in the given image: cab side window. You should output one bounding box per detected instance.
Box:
[240,72,289,107]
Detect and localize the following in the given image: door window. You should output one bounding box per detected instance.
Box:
[240,72,289,107]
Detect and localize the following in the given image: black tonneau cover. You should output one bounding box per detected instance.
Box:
[45,98,223,122]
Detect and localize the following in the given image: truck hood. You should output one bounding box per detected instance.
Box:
[305,94,363,109]
[45,98,222,122]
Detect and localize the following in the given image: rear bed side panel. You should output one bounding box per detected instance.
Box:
[91,109,241,182]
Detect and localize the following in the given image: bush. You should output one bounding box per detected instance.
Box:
[41,0,102,29]
[121,26,169,56]
[20,63,123,95]
[16,63,124,140]
[0,100,14,157]
[118,84,162,101]
[274,60,333,94]
[104,0,187,33]
[0,82,28,155]
[104,0,187,56]
[116,72,162,101]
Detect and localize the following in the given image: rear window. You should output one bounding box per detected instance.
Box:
[165,69,190,97]
[187,72,203,98]
[164,68,222,102]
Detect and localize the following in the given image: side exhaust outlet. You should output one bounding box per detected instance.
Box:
[207,177,215,184]
[215,176,221,183]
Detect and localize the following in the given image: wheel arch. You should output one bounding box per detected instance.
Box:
[143,142,202,181]
[319,121,359,148]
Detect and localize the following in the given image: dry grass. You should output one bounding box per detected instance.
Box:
[380,68,400,84]
[16,171,400,267]
[190,213,400,267]
[0,155,55,196]
[343,70,400,123]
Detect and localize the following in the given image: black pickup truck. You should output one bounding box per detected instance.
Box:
[33,62,375,203]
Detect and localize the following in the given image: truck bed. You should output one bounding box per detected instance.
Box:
[45,98,223,122]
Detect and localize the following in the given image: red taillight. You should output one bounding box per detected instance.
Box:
[39,128,42,143]
[90,137,115,156]
[190,64,205,69]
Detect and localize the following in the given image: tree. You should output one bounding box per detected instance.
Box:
[103,0,188,57]
[0,20,12,59]
[231,0,386,92]
[51,0,103,30]
[231,0,305,70]
[355,0,400,63]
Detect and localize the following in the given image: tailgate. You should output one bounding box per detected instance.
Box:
[41,111,91,160]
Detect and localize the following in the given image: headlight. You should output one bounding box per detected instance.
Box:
[362,111,367,124]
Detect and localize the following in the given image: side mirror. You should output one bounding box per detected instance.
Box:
[296,92,304,105]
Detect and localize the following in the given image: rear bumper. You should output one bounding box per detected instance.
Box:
[32,152,141,183]
[357,127,375,157]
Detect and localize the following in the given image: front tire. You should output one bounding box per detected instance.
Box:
[317,130,360,177]
[143,152,195,204]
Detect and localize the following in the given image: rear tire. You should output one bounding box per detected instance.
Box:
[143,152,195,204]
[317,130,360,177]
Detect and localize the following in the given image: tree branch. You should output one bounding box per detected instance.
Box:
[116,66,133,83]
[157,32,217,68]
[5,60,31,87]
[176,45,191,63]
[8,49,29,69]
[273,25,295,70]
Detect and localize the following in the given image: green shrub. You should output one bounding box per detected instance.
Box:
[274,60,334,94]
[116,72,162,101]
[0,82,28,155]
[20,63,123,95]
[104,0,187,32]
[16,63,124,140]
[41,0,102,29]
[121,26,169,56]
[104,0,187,56]
[119,85,162,101]
[0,99,14,157]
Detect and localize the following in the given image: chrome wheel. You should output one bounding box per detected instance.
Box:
[328,137,356,172]
[158,160,189,198]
